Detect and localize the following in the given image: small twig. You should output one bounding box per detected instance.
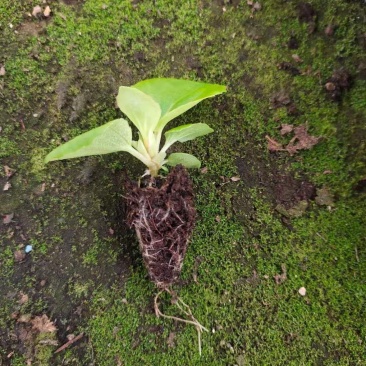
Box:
[355,246,359,263]
[316,232,327,241]
[54,333,84,354]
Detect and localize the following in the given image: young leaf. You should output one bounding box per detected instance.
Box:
[45,119,133,163]
[166,153,201,169]
[133,78,226,130]
[163,123,213,151]
[116,86,161,140]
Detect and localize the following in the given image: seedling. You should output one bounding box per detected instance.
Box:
[45,78,226,177]
[45,78,226,354]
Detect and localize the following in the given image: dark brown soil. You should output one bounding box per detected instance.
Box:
[125,165,196,288]
[325,69,352,101]
[235,145,315,212]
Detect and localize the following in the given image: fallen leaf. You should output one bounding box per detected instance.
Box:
[18,314,32,323]
[14,250,26,262]
[32,5,42,17]
[31,314,57,333]
[270,91,291,108]
[285,125,320,155]
[230,176,241,182]
[200,166,208,174]
[274,264,287,285]
[4,165,16,178]
[265,135,284,152]
[3,181,11,191]
[0,66,5,76]
[280,124,294,135]
[18,293,29,305]
[298,287,306,296]
[43,6,51,17]
[3,213,14,224]
[253,2,262,11]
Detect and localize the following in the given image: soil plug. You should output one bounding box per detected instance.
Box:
[45,78,226,354]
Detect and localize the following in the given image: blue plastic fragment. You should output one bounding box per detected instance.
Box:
[25,245,33,253]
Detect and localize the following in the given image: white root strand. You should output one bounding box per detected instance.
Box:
[154,288,208,356]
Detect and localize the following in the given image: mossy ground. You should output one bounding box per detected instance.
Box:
[1,0,365,364]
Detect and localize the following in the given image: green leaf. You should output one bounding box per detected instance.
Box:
[166,153,201,169]
[133,78,226,130]
[164,123,213,150]
[45,119,133,163]
[116,86,161,139]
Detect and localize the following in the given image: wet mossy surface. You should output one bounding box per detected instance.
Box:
[1,0,365,364]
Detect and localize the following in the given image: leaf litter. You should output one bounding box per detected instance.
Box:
[266,124,320,155]
[14,313,58,362]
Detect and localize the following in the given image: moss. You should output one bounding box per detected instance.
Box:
[0,136,20,158]
[1,0,366,364]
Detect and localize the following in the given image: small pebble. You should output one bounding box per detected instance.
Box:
[25,245,33,253]
[298,287,306,296]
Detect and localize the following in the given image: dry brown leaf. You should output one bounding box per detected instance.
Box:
[265,135,284,152]
[253,2,262,11]
[18,314,32,323]
[31,314,57,333]
[280,124,294,135]
[18,293,29,305]
[200,166,208,174]
[3,213,14,224]
[32,5,42,17]
[285,125,320,155]
[4,165,16,178]
[3,181,11,191]
[43,6,51,17]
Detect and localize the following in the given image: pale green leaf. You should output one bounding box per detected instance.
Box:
[166,153,201,169]
[116,86,161,139]
[164,123,213,150]
[133,78,226,130]
[45,119,133,163]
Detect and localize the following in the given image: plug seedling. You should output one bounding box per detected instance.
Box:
[45,78,226,354]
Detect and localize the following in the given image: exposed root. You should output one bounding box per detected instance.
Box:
[154,287,208,355]
[125,165,196,287]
